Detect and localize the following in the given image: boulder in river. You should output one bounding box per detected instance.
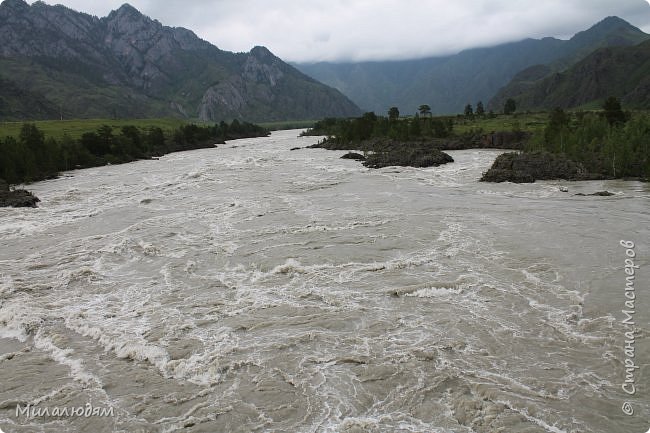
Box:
[363,148,453,169]
[575,191,615,196]
[0,180,40,208]
[341,152,366,161]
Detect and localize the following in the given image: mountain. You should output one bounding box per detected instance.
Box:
[295,16,650,115]
[488,38,650,111]
[0,0,361,121]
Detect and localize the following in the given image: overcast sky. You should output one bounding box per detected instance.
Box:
[29,0,650,63]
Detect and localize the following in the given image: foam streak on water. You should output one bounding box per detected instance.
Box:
[0,130,648,433]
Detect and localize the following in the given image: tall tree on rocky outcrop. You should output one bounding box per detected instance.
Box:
[388,106,400,121]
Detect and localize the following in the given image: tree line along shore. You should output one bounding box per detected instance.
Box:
[0,119,269,207]
[301,98,649,182]
[2,98,648,207]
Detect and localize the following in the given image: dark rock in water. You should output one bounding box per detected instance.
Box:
[479,168,535,183]
[341,152,366,160]
[290,147,301,151]
[0,181,40,207]
[363,148,453,169]
[481,151,594,183]
[575,191,615,196]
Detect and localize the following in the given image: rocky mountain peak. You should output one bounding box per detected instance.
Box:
[114,3,141,18]
[569,15,647,46]
[105,2,154,32]
[0,0,28,19]
[593,16,636,30]
[250,46,274,60]
[0,0,28,11]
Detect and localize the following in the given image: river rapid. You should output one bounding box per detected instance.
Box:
[0,130,648,433]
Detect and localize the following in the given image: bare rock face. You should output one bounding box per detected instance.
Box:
[195,45,360,122]
[198,80,248,120]
[196,48,284,120]
[244,46,285,86]
[0,0,101,59]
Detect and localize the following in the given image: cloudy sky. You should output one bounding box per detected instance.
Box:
[30,0,650,63]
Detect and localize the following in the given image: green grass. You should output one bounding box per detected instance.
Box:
[0,117,316,139]
[0,118,193,140]
[259,119,316,131]
[451,112,549,135]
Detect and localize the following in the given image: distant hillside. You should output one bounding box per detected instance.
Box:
[489,39,650,110]
[0,0,361,121]
[296,16,650,115]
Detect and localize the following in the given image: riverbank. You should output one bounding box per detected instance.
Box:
[0,120,270,206]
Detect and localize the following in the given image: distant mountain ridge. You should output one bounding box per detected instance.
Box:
[489,38,650,110]
[295,16,650,115]
[0,0,361,121]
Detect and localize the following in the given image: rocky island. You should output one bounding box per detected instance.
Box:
[479,151,598,183]
[0,179,39,207]
[303,99,648,183]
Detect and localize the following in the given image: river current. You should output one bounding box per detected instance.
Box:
[0,130,648,433]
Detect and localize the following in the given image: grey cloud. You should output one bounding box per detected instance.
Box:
[30,0,650,62]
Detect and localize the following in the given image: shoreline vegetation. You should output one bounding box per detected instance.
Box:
[301,99,649,183]
[0,119,269,207]
[2,97,648,207]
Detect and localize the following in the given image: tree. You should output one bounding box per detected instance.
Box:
[418,104,431,117]
[476,101,485,117]
[120,125,144,157]
[504,98,516,115]
[388,106,400,121]
[602,96,627,126]
[464,103,473,118]
[544,108,570,153]
[144,127,165,152]
[18,124,45,180]
[19,123,44,151]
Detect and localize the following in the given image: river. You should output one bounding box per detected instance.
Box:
[0,130,648,433]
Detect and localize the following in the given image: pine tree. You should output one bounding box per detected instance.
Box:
[476,101,485,117]
[504,98,516,115]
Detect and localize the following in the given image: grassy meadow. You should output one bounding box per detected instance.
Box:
[0,118,191,140]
